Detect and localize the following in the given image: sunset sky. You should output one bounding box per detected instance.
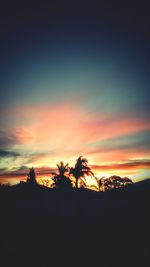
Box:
[0,2,150,184]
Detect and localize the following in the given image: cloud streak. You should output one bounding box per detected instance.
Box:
[0,128,33,149]
[0,150,20,158]
[0,101,150,183]
[3,103,150,151]
[91,160,150,172]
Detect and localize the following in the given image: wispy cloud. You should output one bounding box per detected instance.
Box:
[0,102,150,182]
[0,128,33,149]
[91,159,150,172]
[0,165,56,180]
[0,150,20,158]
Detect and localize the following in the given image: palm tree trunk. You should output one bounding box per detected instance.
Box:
[76,177,79,188]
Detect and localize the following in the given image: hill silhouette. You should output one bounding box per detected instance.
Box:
[0,179,149,267]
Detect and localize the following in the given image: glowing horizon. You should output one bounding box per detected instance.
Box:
[0,100,150,186]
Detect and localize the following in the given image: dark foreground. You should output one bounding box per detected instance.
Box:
[0,179,149,267]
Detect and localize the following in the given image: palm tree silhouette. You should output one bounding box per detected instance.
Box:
[57,162,69,177]
[52,161,72,189]
[70,156,94,188]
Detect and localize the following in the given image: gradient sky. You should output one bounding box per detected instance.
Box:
[0,2,150,184]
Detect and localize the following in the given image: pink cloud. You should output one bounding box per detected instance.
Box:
[23,104,150,151]
[80,112,150,144]
[1,101,150,167]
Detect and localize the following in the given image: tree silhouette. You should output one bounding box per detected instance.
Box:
[122,177,133,186]
[27,167,37,185]
[98,175,133,191]
[52,162,73,189]
[70,156,94,188]
[57,161,69,176]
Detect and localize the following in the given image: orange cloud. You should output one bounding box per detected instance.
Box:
[1,101,150,182]
[91,160,150,171]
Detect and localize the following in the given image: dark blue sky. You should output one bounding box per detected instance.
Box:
[1,2,150,108]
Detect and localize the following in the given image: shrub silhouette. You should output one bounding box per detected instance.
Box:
[70,156,94,188]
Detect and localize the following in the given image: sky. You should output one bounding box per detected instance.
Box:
[0,1,150,185]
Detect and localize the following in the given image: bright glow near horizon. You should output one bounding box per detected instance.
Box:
[0,100,149,187]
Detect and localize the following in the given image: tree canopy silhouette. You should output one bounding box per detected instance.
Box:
[98,175,133,191]
[52,161,73,189]
[70,156,94,188]
[27,167,37,185]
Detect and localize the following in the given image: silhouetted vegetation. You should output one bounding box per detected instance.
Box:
[98,175,133,191]
[52,161,73,189]
[0,156,134,192]
[0,160,148,267]
[70,156,95,188]
[27,167,37,185]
